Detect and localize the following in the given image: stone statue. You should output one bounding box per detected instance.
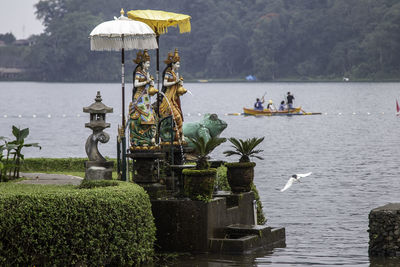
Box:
[183,113,228,147]
[85,131,110,162]
[128,49,158,149]
[159,48,187,143]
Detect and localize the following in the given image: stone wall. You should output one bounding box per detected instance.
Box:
[369,203,400,257]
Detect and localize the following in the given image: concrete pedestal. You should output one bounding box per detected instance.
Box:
[128,151,166,199]
[84,161,113,180]
[151,192,286,254]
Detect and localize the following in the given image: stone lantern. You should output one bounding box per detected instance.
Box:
[83,91,114,180]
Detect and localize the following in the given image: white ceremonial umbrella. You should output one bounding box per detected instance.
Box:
[89,9,158,181]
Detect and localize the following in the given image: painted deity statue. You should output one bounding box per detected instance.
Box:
[159,48,187,143]
[128,50,158,149]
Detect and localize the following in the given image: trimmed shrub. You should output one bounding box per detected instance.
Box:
[0,182,155,265]
[78,179,119,189]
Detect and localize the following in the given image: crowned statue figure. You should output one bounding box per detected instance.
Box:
[128,49,158,149]
[159,48,187,143]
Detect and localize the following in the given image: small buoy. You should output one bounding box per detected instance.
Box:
[3,115,7,118]
[324,113,328,115]
[32,114,37,118]
[352,112,356,115]
[198,113,202,116]
[18,114,22,118]
[62,114,66,117]
[119,114,122,117]
[47,114,51,118]
[367,112,370,115]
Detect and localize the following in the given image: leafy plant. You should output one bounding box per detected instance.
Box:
[188,136,226,170]
[223,137,265,163]
[0,126,41,181]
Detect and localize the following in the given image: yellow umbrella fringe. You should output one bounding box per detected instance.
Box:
[127,10,191,35]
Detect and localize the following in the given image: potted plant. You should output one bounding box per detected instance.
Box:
[223,137,264,193]
[182,136,226,201]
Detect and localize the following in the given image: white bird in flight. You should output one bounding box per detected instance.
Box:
[280,172,312,192]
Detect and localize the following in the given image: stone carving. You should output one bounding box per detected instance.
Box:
[83,91,114,180]
[159,48,187,143]
[85,131,110,162]
[128,49,158,150]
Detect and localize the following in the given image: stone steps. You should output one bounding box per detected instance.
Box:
[208,224,286,254]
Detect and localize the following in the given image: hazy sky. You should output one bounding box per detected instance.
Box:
[0,0,44,39]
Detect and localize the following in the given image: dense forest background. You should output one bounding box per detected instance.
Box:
[1,0,399,82]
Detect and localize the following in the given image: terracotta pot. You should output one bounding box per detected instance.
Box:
[182,168,216,200]
[225,162,256,193]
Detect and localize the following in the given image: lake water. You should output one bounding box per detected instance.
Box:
[1,81,399,266]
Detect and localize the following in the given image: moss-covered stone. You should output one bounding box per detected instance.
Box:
[225,162,256,168]
[183,168,216,201]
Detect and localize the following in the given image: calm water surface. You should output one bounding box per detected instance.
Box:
[1,82,399,266]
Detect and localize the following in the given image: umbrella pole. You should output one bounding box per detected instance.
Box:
[156,35,160,143]
[156,36,160,116]
[121,44,127,181]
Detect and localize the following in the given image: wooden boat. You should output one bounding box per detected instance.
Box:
[243,107,321,116]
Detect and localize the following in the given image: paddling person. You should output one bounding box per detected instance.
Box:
[266,100,276,111]
[254,97,264,110]
[286,92,295,110]
[279,101,286,111]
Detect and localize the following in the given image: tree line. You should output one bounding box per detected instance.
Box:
[1,0,399,82]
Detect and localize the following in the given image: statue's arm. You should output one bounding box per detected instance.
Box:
[163,72,182,87]
[163,77,178,87]
[134,74,150,88]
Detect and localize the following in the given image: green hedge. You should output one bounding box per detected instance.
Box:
[0,182,155,266]
[20,158,117,172]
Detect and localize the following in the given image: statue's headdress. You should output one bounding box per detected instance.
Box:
[133,49,150,64]
[164,48,180,64]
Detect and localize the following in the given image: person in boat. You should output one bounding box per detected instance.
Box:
[129,49,158,148]
[254,97,264,110]
[159,48,187,142]
[266,100,276,111]
[279,101,286,111]
[287,92,295,109]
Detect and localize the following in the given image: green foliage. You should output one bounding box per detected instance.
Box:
[216,165,230,191]
[4,0,400,81]
[224,137,265,163]
[188,136,226,170]
[20,158,118,172]
[0,126,41,181]
[0,33,16,44]
[78,179,119,189]
[251,183,267,225]
[0,182,155,265]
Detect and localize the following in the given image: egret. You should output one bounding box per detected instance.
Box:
[280,172,312,192]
